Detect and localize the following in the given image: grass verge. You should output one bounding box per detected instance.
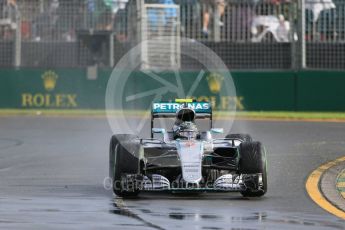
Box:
[1,109,345,121]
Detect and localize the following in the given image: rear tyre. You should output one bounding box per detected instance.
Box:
[109,134,140,197]
[239,142,267,197]
[226,133,253,142]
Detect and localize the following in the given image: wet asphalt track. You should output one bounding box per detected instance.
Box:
[0,116,345,229]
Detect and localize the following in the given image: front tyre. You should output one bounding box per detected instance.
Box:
[239,142,267,197]
[109,134,140,197]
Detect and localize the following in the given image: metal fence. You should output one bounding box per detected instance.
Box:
[0,0,344,70]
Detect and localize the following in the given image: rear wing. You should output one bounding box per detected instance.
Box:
[150,100,212,137]
[151,101,212,119]
[150,100,213,138]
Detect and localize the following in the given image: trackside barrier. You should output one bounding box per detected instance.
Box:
[0,69,345,111]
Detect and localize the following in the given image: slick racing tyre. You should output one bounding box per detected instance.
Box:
[226,134,253,142]
[109,134,140,197]
[239,141,267,197]
[109,134,137,178]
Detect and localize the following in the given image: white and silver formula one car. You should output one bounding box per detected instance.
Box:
[109,99,267,197]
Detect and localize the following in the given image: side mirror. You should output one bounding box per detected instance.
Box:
[211,128,224,134]
[152,128,169,142]
[152,128,166,134]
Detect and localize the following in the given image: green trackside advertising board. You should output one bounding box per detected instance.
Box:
[0,68,344,111]
[0,68,109,109]
[296,71,345,111]
[232,71,295,111]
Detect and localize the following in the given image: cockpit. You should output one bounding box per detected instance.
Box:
[173,108,198,140]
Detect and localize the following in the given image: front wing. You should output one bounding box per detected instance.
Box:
[117,173,264,193]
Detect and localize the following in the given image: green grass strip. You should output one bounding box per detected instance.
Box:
[336,170,345,196]
[234,111,345,120]
[337,187,345,192]
[1,109,345,121]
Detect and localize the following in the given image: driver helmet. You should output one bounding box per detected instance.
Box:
[173,121,198,140]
